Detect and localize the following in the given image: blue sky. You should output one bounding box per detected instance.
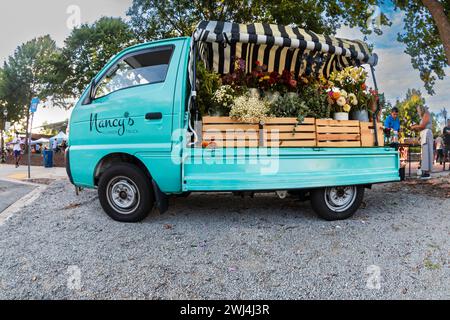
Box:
[337,2,449,125]
[0,0,448,130]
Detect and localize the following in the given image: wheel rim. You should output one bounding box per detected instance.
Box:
[106,176,140,215]
[324,186,357,213]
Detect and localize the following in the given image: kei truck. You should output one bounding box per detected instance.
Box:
[66,21,401,222]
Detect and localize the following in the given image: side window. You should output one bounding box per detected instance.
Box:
[95,46,174,99]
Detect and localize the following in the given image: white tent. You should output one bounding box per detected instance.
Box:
[31,138,49,145]
[50,131,68,143]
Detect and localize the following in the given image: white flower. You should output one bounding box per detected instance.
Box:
[230,95,269,123]
[336,96,347,107]
[348,93,358,106]
[340,90,348,98]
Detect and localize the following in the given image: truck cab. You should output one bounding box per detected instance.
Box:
[67,22,400,223]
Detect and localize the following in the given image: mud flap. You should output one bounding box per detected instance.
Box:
[152,180,169,214]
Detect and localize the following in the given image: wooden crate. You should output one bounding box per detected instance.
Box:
[316,119,361,147]
[262,118,316,147]
[360,122,385,147]
[202,117,260,148]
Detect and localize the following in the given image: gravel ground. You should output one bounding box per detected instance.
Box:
[0,177,448,300]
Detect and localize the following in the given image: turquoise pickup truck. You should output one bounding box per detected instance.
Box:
[66,21,400,222]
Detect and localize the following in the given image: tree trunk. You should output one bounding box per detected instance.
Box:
[422,0,450,65]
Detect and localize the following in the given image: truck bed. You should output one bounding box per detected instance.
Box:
[183,147,400,191]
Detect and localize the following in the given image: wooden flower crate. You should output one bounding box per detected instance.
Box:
[202,117,260,147]
[262,118,317,147]
[316,119,361,147]
[360,122,385,147]
[202,117,385,148]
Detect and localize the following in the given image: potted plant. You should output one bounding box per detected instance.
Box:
[326,87,352,120]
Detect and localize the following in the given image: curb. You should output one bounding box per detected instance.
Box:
[0,181,48,226]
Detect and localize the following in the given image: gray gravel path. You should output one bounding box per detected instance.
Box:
[0,178,448,300]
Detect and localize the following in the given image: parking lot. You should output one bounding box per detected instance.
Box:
[0,175,448,299]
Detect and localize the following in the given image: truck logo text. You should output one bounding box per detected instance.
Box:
[90,113,135,136]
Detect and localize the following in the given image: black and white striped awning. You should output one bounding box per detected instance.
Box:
[193,21,377,78]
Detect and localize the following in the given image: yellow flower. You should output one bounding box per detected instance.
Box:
[343,104,351,112]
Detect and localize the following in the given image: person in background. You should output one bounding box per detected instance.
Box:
[384,107,401,142]
[60,140,67,153]
[434,135,444,165]
[52,138,58,153]
[35,143,41,154]
[12,132,22,168]
[411,105,433,180]
[443,119,450,163]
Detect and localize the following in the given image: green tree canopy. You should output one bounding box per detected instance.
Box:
[126,0,389,42]
[0,35,58,123]
[47,17,136,106]
[385,88,440,138]
[394,0,449,95]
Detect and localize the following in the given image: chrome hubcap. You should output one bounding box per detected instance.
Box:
[324,186,357,213]
[106,177,140,214]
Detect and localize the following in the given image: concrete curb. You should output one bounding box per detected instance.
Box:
[0,182,47,226]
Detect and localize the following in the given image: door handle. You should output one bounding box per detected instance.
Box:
[145,112,162,120]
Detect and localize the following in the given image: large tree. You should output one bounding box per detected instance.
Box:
[0,35,58,134]
[126,0,389,41]
[394,0,449,95]
[127,0,448,94]
[47,17,136,105]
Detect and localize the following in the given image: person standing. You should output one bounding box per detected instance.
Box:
[12,132,22,168]
[384,107,401,143]
[443,119,450,162]
[435,135,444,165]
[411,106,433,180]
[52,138,58,153]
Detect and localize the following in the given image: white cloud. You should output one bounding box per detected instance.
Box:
[336,10,449,114]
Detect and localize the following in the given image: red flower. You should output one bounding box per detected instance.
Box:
[361,83,367,90]
[289,80,298,88]
[255,61,261,66]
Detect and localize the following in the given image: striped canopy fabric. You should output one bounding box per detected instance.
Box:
[193,21,376,79]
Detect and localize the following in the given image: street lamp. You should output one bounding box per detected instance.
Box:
[1,106,8,164]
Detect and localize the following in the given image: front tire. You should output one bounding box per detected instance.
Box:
[310,186,364,221]
[98,164,154,222]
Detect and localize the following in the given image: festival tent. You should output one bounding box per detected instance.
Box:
[49,132,68,146]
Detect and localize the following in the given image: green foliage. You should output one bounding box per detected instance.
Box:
[196,61,222,116]
[47,17,136,106]
[299,85,331,119]
[126,0,387,41]
[0,35,58,123]
[270,93,309,123]
[394,0,449,95]
[389,88,429,138]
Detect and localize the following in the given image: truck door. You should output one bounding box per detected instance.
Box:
[82,44,178,151]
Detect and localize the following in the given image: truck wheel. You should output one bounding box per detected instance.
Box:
[98,164,154,222]
[310,186,364,221]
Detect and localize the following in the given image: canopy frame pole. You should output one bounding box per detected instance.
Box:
[192,40,199,123]
[370,65,381,147]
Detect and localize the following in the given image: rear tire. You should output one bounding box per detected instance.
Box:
[98,163,154,222]
[310,186,364,221]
